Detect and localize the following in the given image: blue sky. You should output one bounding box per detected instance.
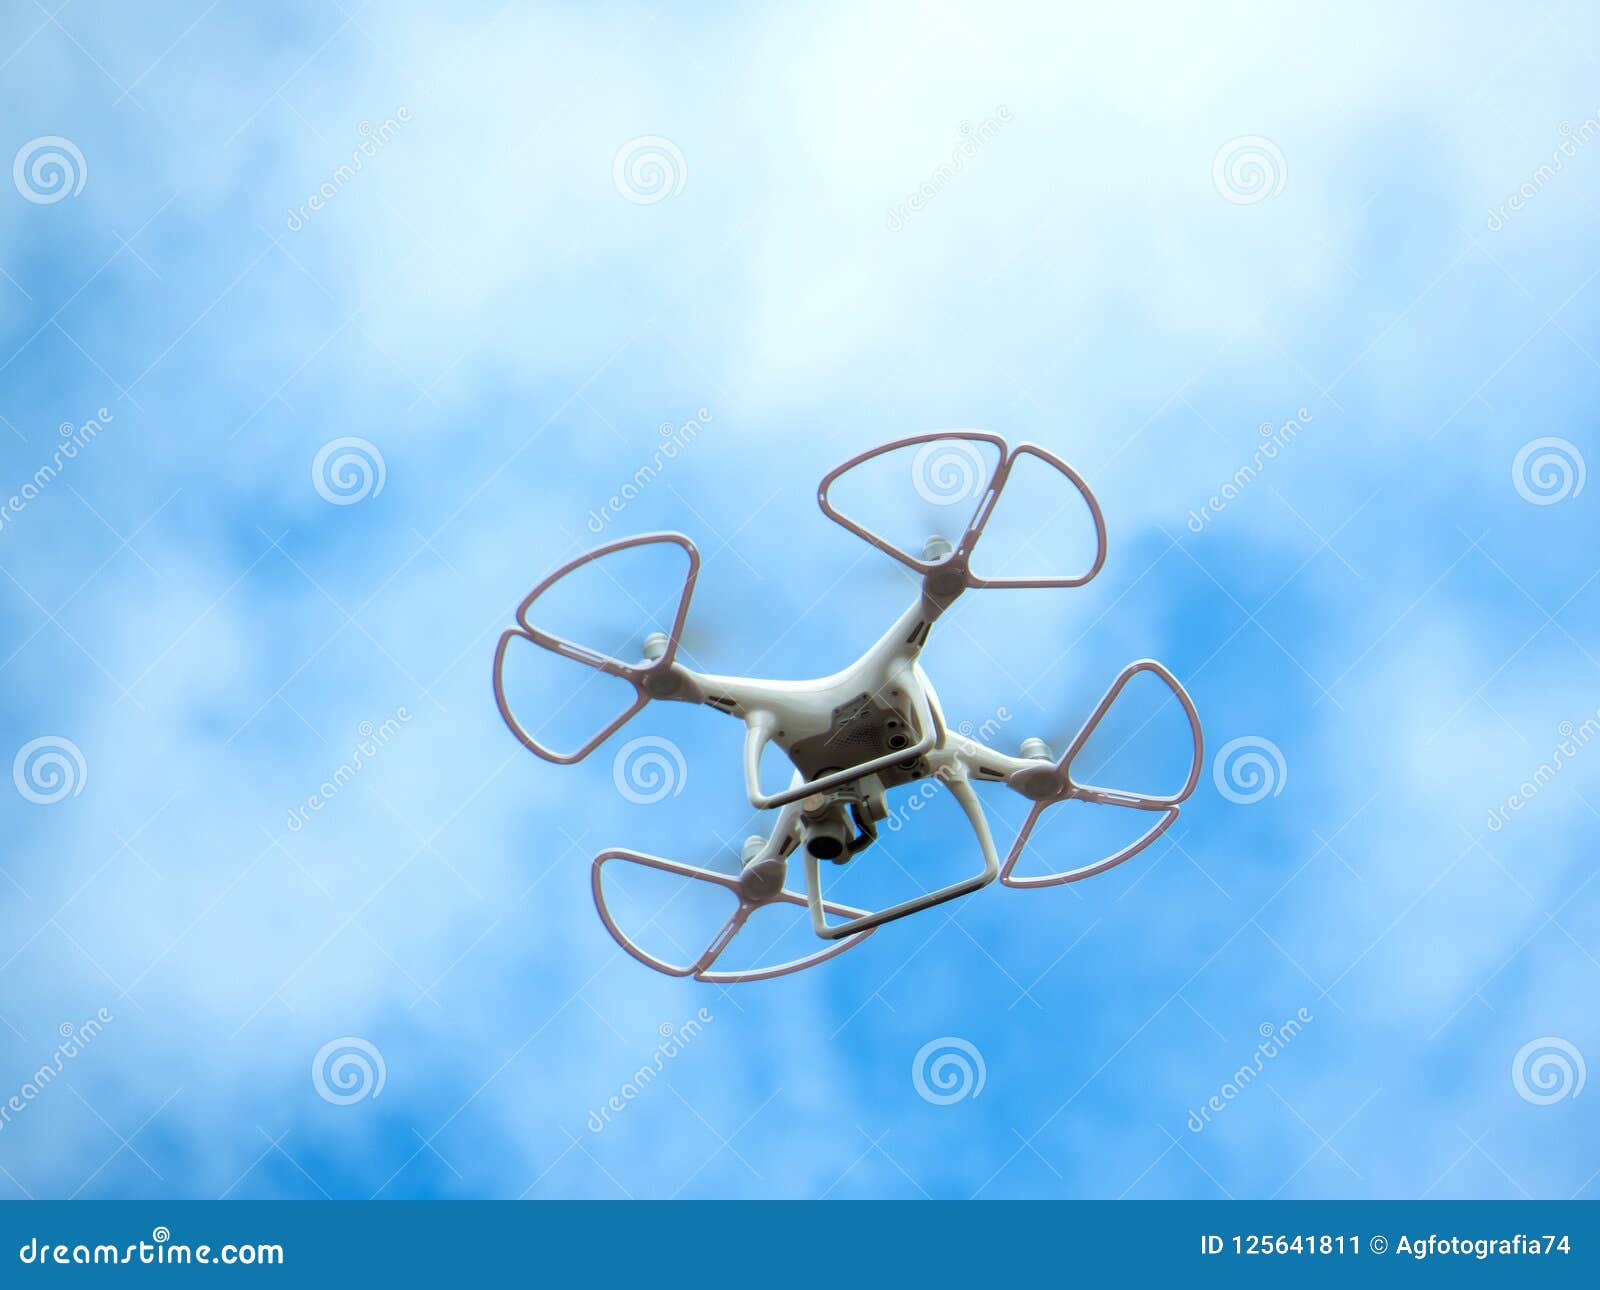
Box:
[1,1,1597,1199]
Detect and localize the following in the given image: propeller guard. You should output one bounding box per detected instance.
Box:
[592,848,878,982]
[817,430,1108,590]
[999,659,1204,888]
[492,532,700,764]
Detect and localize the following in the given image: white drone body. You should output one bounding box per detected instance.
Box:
[494,432,1203,982]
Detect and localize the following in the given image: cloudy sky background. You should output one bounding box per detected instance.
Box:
[1,0,1597,1199]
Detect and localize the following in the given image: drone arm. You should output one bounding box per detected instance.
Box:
[944,730,1042,783]
[802,768,1000,940]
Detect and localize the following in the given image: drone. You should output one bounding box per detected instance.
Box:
[494,431,1203,982]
